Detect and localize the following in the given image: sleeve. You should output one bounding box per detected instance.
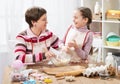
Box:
[75,31,93,60]
[14,36,46,63]
[48,32,62,49]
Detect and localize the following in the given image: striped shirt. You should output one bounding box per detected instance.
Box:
[14,28,60,63]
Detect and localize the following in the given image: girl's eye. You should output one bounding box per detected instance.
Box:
[74,16,77,19]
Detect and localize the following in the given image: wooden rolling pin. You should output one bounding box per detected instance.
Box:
[55,69,85,77]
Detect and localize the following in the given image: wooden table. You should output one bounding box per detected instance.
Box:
[2,64,120,84]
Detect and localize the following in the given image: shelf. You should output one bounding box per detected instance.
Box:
[93,20,120,23]
[81,0,120,62]
[93,20,102,22]
[103,20,120,23]
[104,46,120,50]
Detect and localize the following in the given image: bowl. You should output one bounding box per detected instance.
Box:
[51,57,70,66]
[49,47,71,66]
[50,52,71,66]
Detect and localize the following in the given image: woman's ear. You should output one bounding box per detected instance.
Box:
[31,20,36,27]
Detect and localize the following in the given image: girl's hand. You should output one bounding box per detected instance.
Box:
[67,40,78,49]
[61,46,71,54]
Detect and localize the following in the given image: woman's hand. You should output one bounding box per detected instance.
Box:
[43,47,56,60]
[45,51,56,60]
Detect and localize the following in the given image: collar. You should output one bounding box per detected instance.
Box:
[27,28,48,38]
[72,26,88,32]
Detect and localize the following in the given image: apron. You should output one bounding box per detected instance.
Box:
[65,27,88,62]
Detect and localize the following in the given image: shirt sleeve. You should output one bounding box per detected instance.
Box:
[49,32,62,49]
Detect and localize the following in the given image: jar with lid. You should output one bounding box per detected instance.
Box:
[105,52,115,67]
[94,1,102,20]
[94,1,101,15]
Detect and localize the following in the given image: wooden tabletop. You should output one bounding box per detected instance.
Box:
[2,64,120,84]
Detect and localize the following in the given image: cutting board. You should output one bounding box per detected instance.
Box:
[42,65,86,77]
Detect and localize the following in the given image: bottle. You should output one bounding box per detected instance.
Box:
[94,1,101,15]
[117,66,120,78]
[105,52,115,67]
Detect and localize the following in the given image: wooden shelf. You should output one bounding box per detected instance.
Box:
[103,20,120,23]
[92,20,102,23]
[104,46,120,50]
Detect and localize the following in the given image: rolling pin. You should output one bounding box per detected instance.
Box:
[55,69,85,77]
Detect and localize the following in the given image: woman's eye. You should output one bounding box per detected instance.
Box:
[42,18,47,21]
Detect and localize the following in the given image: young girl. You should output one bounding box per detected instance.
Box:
[62,7,93,63]
[14,7,60,63]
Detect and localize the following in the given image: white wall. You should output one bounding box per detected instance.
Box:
[44,0,78,39]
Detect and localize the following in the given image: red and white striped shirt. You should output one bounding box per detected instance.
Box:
[14,28,60,63]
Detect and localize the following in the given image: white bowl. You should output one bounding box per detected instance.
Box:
[51,52,71,66]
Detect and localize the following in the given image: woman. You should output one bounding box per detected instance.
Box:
[14,7,60,63]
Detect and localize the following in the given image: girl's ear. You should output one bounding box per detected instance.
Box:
[84,18,88,23]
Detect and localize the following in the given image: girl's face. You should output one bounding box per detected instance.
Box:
[33,14,48,31]
[73,10,88,28]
